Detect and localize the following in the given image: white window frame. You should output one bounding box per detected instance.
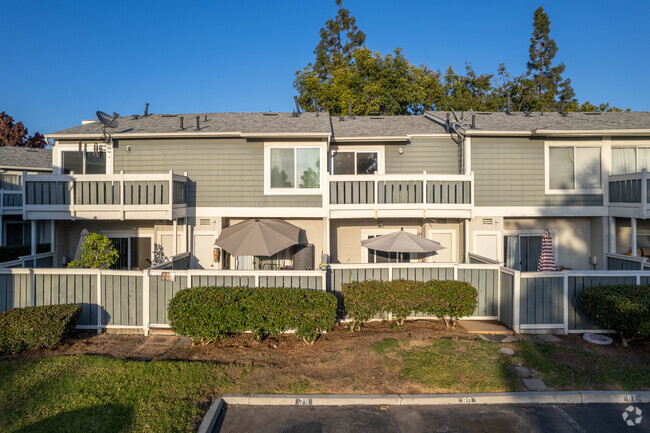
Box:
[264,143,325,195]
[503,229,558,271]
[330,146,385,175]
[610,144,650,174]
[544,142,603,195]
[360,228,419,263]
[102,231,153,270]
[56,143,110,175]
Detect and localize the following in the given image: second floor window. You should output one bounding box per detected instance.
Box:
[548,146,601,192]
[612,147,650,175]
[61,148,106,174]
[270,147,320,189]
[332,151,378,175]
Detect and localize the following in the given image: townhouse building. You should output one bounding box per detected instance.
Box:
[2,110,646,272]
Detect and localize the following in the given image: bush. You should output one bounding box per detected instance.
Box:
[168,286,337,344]
[581,285,650,341]
[422,280,478,326]
[0,244,50,263]
[342,280,478,330]
[67,233,119,269]
[0,304,82,354]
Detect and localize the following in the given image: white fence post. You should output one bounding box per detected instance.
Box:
[96,270,102,334]
[30,268,36,307]
[513,270,521,334]
[563,273,569,335]
[453,263,458,281]
[143,270,150,336]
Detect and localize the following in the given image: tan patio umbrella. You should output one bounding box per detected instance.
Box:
[215,219,301,257]
[361,228,445,253]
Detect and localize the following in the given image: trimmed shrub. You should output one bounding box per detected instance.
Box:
[422,280,478,326]
[342,280,478,329]
[0,304,82,354]
[581,285,650,340]
[168,286,337,344]
[0,243,50,263]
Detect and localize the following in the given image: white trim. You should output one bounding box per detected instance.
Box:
[544,141,603,195]
[473,206,608,217]
[191,207,327,218]
[519,324,565,329]
[48,132,331,140]
[263,143,325,195]
[56,143,110,175]
[332,136,408,142]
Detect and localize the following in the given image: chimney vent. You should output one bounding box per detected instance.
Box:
[507,94,511,115]
[179,117,184,130]
[471,114,476,129]
[144,103,149,116]
[195,116,200,130]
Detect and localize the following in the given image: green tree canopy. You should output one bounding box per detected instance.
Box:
[67,233,119,269]
[295,2,626,115]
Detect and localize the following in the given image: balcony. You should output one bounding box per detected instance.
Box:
[608,170,650,219]
[329,172,473,218]
[22,171,188,220]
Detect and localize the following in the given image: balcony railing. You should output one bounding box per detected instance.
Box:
[608,170,650,218]
[23,171,187,220]
[329,172,473,215]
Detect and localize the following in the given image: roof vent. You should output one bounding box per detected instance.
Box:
[179,117,184,130]
[585,112,602,115]
[195,116,200,130]
[132,115,139,120]
[263,112,278,116]
[370,116,384,120]
[525,111,531,117]
[144,103,149,117]
[162,114,177,117]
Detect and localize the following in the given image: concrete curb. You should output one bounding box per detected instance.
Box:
[222,391,650,406]
[197,398,224,433]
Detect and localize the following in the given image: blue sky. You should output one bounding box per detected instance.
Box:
[2,0,649,135]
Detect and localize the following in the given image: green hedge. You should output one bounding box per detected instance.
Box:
[168,286,337,344]
[0,243,50,263]
[342,280,478,330]
[0,304,82,354]
[581,285,650,340]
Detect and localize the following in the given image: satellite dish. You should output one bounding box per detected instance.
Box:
[96,111,120,128]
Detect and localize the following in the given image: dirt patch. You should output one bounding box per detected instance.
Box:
[561,334,650,366]
[5,331,147,361]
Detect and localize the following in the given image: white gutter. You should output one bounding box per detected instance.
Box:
[46,131,331,140]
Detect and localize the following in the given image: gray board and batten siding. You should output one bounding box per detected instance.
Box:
[383,137,461,175]
[471,137,603,207]
[111,138,322,208]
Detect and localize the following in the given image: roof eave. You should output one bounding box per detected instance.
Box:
[47,131,331,140]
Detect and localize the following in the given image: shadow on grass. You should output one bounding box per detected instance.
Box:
[13,404,133,433]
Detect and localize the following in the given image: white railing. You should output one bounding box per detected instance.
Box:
[0,251,55,269]
[0,189,23,214]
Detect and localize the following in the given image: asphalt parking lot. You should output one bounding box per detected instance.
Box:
[214,403,648,433]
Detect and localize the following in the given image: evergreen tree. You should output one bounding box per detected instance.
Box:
[312,0,366,79]
[525,6,574,111]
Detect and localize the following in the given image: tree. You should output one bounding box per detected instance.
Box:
[67,233,119,269]
[0,112,47,148]
[312,0,366,79]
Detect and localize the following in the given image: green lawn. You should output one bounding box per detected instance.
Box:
[2,337,648,432]
[0,356,234,433]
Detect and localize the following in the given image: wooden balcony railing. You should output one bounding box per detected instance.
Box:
[23,171,187,220]
[329,172,473,208]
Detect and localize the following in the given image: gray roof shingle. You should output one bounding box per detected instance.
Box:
[49,112,332,137]
[0,147,52,171]
[425,111,650,133]
[330,115,446,138]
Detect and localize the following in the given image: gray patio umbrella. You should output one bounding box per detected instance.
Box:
[73,229,90,260]
[215,219,301,257]
[361,228,445,253]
